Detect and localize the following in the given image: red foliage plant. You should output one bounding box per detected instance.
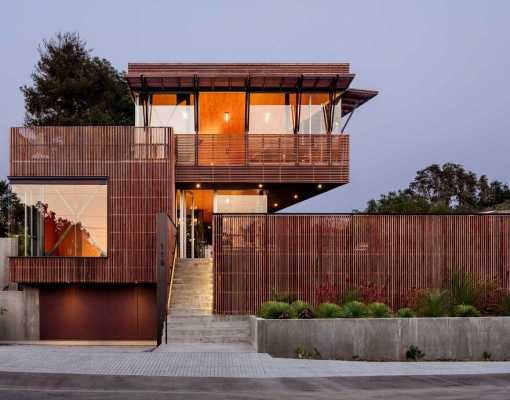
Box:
[315,275,341,304]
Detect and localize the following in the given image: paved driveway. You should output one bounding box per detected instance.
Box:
[1,344,510,378]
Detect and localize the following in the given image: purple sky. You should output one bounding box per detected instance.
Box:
[1,0,509,212]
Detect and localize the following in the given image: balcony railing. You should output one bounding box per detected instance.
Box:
[175,134,349,167]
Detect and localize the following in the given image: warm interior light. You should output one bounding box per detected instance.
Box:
[273,203,278,208]
[224,112,230,123]
[293,194,299,200]
[182,111,188,119]
[225,198,230,204]
[264,112,271,123]
[195,183,201,188]
[258,183,263,188]
[317,184,323,189]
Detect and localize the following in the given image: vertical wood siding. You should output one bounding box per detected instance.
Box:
[9,126,175,283]
[213,214,510,313]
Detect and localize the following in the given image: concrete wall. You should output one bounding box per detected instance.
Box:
[0,288,40,341]
[0,238,17,289]
[253,317,510,361]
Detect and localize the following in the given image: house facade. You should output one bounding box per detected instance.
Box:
[8,63,377,341]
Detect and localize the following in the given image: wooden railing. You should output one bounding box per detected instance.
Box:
[175,134,348,167]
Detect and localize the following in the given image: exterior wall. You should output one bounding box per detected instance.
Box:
[213,214,510,314]
[9,127,175,284]
[253,317,510,361]
[0,288,39,341]
[0,238,17,289]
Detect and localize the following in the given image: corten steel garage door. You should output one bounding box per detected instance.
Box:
[39,284,157,340]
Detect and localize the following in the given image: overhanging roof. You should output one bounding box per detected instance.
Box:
[127,63,377,114]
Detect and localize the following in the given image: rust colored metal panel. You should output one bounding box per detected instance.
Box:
[175,134,349,184]
[213,214,510,314]
[39,284,157,340]
[9,127,175,284]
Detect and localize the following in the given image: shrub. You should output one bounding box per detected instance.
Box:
[315,303,343,318]
[406,345,425,361]
[291,300,315,319]
[417,289,448,317]
[357,282,387,304]
[397,308,416,318]
[258,301,297,319]
[499,293,510,316]
[295,345,322,360]
[270,288,297,304]
[341,301,368,318]
[447,268,481,307]
[453,304,481,317]
[315,276,341,304]
[367,302,392,318]
[340,287,360,304]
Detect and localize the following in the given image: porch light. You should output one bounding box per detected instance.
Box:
[195,183,201,188]
[224,112,230,123]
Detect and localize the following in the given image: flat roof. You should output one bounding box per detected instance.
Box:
[127,63,377,114]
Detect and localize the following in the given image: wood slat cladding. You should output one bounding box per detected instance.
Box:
[213,214,510,314]
[9,127,175,284]
[175,134,349,184]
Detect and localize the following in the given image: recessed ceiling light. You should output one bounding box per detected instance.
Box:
[293,194,298,199]
[317,184,323,189]
[273,203,278,208]
[195,183,201,188]
[258,183,263,188]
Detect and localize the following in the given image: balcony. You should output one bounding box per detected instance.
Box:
[175,133,349,184]
[10,127,349,185]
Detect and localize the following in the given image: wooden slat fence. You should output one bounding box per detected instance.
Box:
[213,214,510,313]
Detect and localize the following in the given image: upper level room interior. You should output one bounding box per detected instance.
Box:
[127,63,377,135]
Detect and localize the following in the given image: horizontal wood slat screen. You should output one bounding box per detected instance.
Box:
[10,126,175,283]
[213,214,510,314]
[175,134,349,183]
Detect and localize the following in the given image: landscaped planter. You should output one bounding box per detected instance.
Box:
[250,316,510,361]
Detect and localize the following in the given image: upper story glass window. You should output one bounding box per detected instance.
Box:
[9,181,107,257]
[331,94,343,134]
[298,93,330,134]
[136,93,195,133]
[249,93,296,134]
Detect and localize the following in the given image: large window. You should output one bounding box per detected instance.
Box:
[136,93,195,132]
[298,93,330,134]
[249,93,296,134]
[9,181,107,257]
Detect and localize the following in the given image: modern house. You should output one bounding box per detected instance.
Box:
[8,63,377,341]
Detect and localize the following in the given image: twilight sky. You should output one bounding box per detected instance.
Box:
[1,0,509,212]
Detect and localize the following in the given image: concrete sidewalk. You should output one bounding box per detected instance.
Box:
[1,344,510,378]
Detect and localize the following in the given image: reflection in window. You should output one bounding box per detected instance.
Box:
[10,183,107,257]
[299,93,330,134]
[136,93,195,133]
[331,94,343,134]
[249,93,296,134]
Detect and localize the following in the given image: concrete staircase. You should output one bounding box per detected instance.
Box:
[166,258,251,344]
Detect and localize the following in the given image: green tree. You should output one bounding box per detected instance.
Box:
[365,163,510,213]
[0,180,24,237]
[21,32,133,126]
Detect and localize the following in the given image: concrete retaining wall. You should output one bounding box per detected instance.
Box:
[0,288,40,341]
[0,238,17,289]
[252,317,510,361]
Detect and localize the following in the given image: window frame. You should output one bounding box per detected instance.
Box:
[8,176,109,259]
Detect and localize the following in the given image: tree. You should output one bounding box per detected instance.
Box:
[21,32,133,126]
[364,163,510,213]
[0,180,24,237]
